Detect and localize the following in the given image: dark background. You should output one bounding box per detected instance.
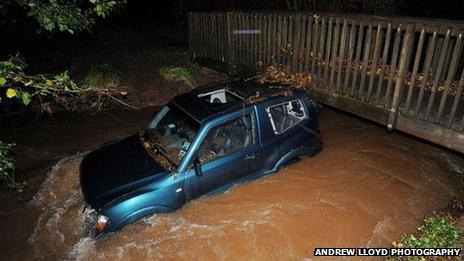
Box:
[1,0,463,72]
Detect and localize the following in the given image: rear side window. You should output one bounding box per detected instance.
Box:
[266,100,307,134]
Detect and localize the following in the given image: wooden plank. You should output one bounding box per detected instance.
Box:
[234,13,240,72]
[329,19,341,90]
[236,13,242,68]
[244,13,251,70]
[310,88,389,125]
[375,23,392,102]
[436,33,463,121]
[212,13,218,61]
[358,22,374,99]
[323,18,333,86]
[267,14,274,65]
[208,13,214,59]
[287,14,294,68]
[366,23,383,100]
[251,13,257,70]
[310,15,319,75]
[256,13,261,69]
[384,26,403,107]
[430,38,443,77]
[350,21,365,96]
[247,13,256,69]
[298,15,308,72]
[304,16,313,73]
[223,13,228,63]
[343,20,357,94]
[415,31,438,117]
[216,13,221,61]
[276,14,283,66]
[317,17,327,81]
[198,14,204,57]
[271,14,278,64]
[218,13,223,60]
[396,112,464,154]
[203,13,208,58]
[425,29,451,119]
[441,38,455,81]
[292,14,302,73]
[226,13,233,73]
[404,27,426,112]
[246,13,253,70]
[336,19,349,93]
[239,13,246,69]
[388,25,415,130]
[242,13,248,69]
[258,13,265,70]
[263,13,269,67]
[448,70,464,127]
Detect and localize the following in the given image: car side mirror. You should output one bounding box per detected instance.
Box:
[193,157,203,177]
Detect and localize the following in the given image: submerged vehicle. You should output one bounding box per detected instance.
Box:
[80,79,323,233]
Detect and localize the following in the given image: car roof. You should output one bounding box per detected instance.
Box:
[170,79,306,124]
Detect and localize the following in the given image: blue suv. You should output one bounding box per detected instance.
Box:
[80,79,322,233]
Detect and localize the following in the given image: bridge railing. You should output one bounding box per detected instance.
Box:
[189,11,464,153]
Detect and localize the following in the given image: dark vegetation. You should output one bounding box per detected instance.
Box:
[390,200,464,260]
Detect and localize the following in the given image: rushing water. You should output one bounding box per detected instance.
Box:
[20,109,464,260]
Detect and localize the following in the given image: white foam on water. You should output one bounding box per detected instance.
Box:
[27,153,92,259]
[67,237,97,260]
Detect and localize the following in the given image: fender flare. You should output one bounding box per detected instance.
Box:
[109,205,175,232]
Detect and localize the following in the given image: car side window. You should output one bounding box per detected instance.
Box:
[266,99,307,134]
[197,113,255,163]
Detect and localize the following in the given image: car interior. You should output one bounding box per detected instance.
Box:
[198,114,254,163]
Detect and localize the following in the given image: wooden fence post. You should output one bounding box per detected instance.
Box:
[387,25,414,130]
[226,12,234,74]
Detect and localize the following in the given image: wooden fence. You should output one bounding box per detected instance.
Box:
[189,11,464,154]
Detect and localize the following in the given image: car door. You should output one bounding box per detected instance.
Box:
[256,97,310,171]
[184,110,259,199]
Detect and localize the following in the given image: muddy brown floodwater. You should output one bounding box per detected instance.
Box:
[3,108,464,260]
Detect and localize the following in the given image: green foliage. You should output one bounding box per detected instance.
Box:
[401,214,464,249]
[13,0,125,33]
[1,54,74,108]
[0,141,27,194]
[1,54,133,114]
[82,63,120,89]
[159,64,203,89]
[0,54,36,106]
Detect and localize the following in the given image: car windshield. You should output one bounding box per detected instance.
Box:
[145,105,200,167]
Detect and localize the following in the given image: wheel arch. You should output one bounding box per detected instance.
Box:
[108,204,175,232]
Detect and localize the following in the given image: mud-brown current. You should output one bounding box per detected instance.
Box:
[4,108,464,260]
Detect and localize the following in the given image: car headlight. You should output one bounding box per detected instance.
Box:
[95,214,109,231]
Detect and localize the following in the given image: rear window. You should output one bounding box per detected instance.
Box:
[266,100,307,134]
